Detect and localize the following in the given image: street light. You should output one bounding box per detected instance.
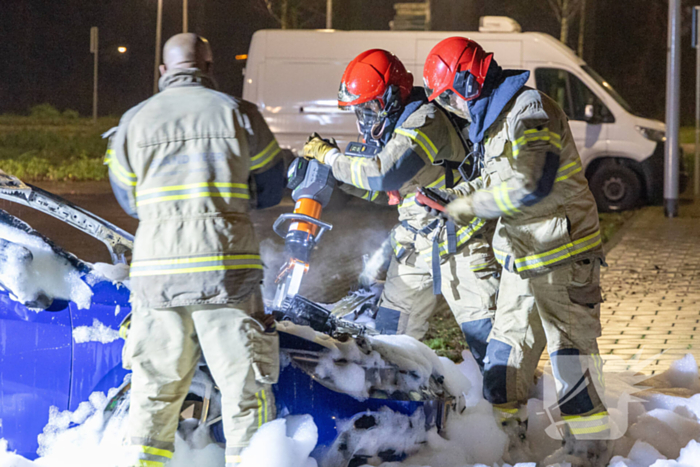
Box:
[154,0,163,94]
[117,46,127,54]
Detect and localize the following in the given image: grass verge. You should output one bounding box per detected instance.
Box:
[0,115,118,181]
[423,210,637,361]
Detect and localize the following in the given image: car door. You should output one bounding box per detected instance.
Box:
[0,285,72,458]
[533,67,610,168]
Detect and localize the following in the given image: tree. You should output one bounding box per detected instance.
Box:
[257,0,327,29]
[546,0,584,46]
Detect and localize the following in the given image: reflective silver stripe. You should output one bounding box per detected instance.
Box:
[512,128,562,158]
[394,128,437,162]
[514,231,602,272]
[130,254,262,277]
[135,182,249,206]
[555,159,584,182]
[563,411,610,436]
[250,140,281,171]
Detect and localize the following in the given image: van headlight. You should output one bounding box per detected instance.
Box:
[636,126,666,142]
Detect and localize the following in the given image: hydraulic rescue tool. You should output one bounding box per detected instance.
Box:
[270,158,373,337]
[272,158,335,310]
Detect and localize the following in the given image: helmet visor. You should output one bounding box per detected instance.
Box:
[453,70,481,102]
[435,89,470,120]
[352,99,384,128]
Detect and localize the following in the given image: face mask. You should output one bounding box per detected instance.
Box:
[436,89,472,122]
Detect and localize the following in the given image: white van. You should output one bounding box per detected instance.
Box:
[243,17,685,211]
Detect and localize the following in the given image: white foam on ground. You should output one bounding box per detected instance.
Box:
[5,333,700,467]
[72,318,120,344]
[0,223,92,309]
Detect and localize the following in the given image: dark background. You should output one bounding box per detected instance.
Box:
[1,0,699,123]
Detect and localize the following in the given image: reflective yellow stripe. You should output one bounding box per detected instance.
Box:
[226,455,243,464]
[136,182,247,197]
[497,407,519,414]
[256,392,263,428]
[512,128,562,158]
[555,165,582,182]
[135,461,163,467]
[130,264,263,277]
[515,231,602,272]
[415,128,438,154]
[350,158,367,189]
[139,446,173,459]
[250,147,281,171]
[132,254,260,267]
[500,182,521,213]
[562,411,609,422]
[250,140,281,170]
[395,128,435,163]
[136,191,249,206]
[470,261,491,271]
[371,191,379,201]
[106,150,137,187]
[493,184,512,215]
[261,390,269,423]
[570,423,610,435]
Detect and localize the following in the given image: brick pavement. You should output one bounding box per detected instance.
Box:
[594,202,700,374]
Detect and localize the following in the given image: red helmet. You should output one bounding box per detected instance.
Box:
[338,49,414,139]
[423,37,493,107]
[338,49,413,108]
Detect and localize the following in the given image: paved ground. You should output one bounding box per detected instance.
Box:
[594,200,700,374]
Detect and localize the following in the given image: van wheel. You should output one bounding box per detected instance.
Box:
[589,160,642,212]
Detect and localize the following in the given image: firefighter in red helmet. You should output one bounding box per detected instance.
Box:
[302,49,500,372]
[421,37,610,465]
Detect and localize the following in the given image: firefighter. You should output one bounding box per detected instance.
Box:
[421,37,610,464]
[301,49,500,370]
[106,33,285,467]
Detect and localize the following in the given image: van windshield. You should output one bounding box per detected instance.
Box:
[581,65,634,114]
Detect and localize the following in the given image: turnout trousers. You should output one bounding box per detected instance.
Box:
[123,291,279,466]
[375,237,500,369]
[484,258,609,438]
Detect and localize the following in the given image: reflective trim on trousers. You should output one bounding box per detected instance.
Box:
[127,443,174,467]
[563,411,610,438]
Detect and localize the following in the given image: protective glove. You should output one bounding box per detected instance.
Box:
[446,196,477,225]
[415,187,457,219]
[302,133,338,165]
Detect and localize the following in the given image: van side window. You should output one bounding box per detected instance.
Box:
[535,68,613,123]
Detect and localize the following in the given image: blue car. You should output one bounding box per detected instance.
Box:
[0,172,453,465]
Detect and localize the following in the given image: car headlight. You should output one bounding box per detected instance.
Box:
[636,126,666,142]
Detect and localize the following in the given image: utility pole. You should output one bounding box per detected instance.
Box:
[183,0,189,33]
[560,0,570,45]
[665,0,681,217]
[694,7,700,199]
[90,27,98,123]
[577,0,586,57]
[326,0,332,28]
[154,0,163,94]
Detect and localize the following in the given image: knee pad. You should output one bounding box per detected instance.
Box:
[482,339,513,405]
[460,318,493,370]
[375,307,402,335]
[550,348,604,416]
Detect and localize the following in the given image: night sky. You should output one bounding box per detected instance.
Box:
[2,0,700,122]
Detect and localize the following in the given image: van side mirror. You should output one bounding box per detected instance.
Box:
[585,104,595,120]
[584,103,603,124]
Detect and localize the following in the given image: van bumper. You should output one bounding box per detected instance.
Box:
[640,143,689,204]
